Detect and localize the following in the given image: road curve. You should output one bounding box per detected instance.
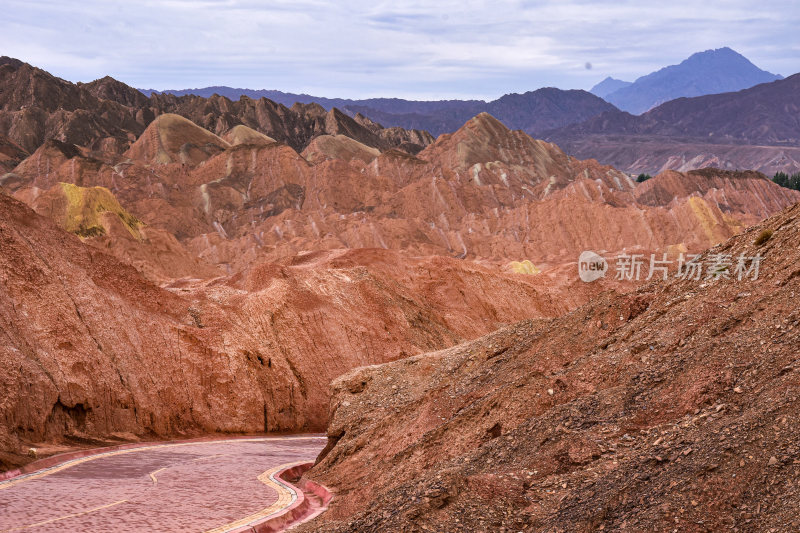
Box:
[0,435,326,532]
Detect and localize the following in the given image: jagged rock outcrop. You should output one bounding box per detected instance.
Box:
[0,59,433,157]
[0,133,28,174]
[144,96,433,154]
[351,112,434,153]
[79,75,150,108]
[0,61,141,153]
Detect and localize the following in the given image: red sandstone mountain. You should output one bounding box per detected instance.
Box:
[633,168,798,219]
[6,112,797,275]
[0,189,586,470]
[2,60,800,487]
[0,58,432,156]
[5,104,796,297]
[301,200,800,532]
[222,124,277,146]
[302,134,381,165]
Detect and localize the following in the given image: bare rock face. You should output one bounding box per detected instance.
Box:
[0,193,267,469]
[351,112,435,154]
[0,62,143,153]
[4,139,97,191]
[0,56,24,69]
[633,168,800,221]
[303,201,800,533]
[418,112,634,193]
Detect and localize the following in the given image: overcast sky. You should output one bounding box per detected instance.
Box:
[3,0,799,100]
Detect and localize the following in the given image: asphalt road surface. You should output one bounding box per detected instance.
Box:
[0,436,326,532]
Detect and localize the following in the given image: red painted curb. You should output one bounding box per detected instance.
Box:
[234,463,333,533]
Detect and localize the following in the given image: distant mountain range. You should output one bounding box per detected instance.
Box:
[141,48,783,137]
[552,72,800,146]
[343,89,618,137]
[0,58,432,155]
[590,47,782,114]
[548,72,800,175]
[4,50,800,178]
[142,86,618,138]
[589,77,631,99]
[140,87,484,118]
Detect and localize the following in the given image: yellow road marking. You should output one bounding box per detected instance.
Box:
[0,436,324,490]
[0,500,128,532]
[202,461,308,533]
[149,467,166,484]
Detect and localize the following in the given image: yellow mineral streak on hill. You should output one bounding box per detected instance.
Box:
[687,195,731,244]
[508,260,541,274]
[60,182,143,240]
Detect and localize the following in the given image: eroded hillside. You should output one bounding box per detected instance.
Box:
[302,202,800,532]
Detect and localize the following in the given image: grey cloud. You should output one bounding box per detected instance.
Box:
[0,0,797,98]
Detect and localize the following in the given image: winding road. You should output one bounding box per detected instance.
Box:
[0,436,326,532]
